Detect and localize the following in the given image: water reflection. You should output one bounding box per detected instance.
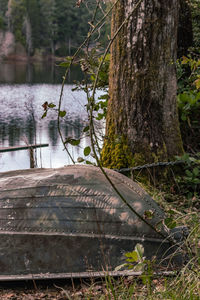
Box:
[0,61,83,84]
[0,82,92,171]
[48,120,59,147]
[0,117,37,147]
[0,61,104,172]
[26,115,37,145]
[0,114,85,147]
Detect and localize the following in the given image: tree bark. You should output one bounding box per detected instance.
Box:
[102,0,184,169]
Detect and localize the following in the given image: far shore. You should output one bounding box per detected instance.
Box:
[0,53,65,63]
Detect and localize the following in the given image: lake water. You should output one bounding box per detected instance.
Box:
[0,61,101,172]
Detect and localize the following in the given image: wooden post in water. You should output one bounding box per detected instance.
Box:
[29,147,34,168]
[0,144,49,169]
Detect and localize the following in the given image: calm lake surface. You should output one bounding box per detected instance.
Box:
[0,61,100,172]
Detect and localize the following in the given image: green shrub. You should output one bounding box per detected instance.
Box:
[176,153,200,198]
[177,54,200,152]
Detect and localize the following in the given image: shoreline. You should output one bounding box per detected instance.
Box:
[0,54,65,63]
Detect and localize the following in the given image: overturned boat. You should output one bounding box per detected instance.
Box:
[0,165,185,280]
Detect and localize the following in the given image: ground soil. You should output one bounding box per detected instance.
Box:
[0,278,109,299]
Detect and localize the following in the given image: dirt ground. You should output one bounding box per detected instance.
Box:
[0,278,110,299]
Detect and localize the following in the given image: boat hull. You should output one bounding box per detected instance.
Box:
[0,165,183,279]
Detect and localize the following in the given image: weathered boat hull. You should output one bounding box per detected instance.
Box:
[0,165,183,280]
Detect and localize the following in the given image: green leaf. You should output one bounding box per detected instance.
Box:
[41,111,47,119]
[135,244,144,261]
[96,113,104,120]
[84,146,91,156]
[164,217,177,229]
[168,209,175,215]
[178,93,188,102]
[185,170,192,177]
[98,94,109,100]
[181,114,187,121]
[193,167,199,176]
[59,62,70,68]
[125,251,138,262]
[77,157,84,163]
[86,160,93,165]
[155,220,163,231]
[71,139,80,146]
[83,126,90,133]
[58,56,72,68]
[48,103,56,108]
[65,138,80,146]
[144,210,154,220]
[59,110,66,118]
[194,78,200,89]
[193,178,200,184]
[71,86,79,92]
[181,56,189,65]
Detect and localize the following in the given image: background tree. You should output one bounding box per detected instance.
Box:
[102,0,184,170]
[9,0,26,45]
[0,0,8,29]
[190,0,200,48]
[178,0,193,58]
[39,0,57,55]
[24,0,41,52]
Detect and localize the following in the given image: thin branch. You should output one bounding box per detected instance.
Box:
[57,0,120,164]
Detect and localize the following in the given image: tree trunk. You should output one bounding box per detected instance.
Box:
[24,15,33,57]
[102,0,184,169]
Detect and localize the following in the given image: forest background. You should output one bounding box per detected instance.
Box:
[0,0,108,60]
[0,0,199,60]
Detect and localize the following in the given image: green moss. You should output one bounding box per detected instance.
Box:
[101,125,134,169]
[132,141,168,165]
[102,124,169,171]
[102,130,180,185]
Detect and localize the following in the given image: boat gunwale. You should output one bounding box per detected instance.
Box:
[0,230,169,243]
